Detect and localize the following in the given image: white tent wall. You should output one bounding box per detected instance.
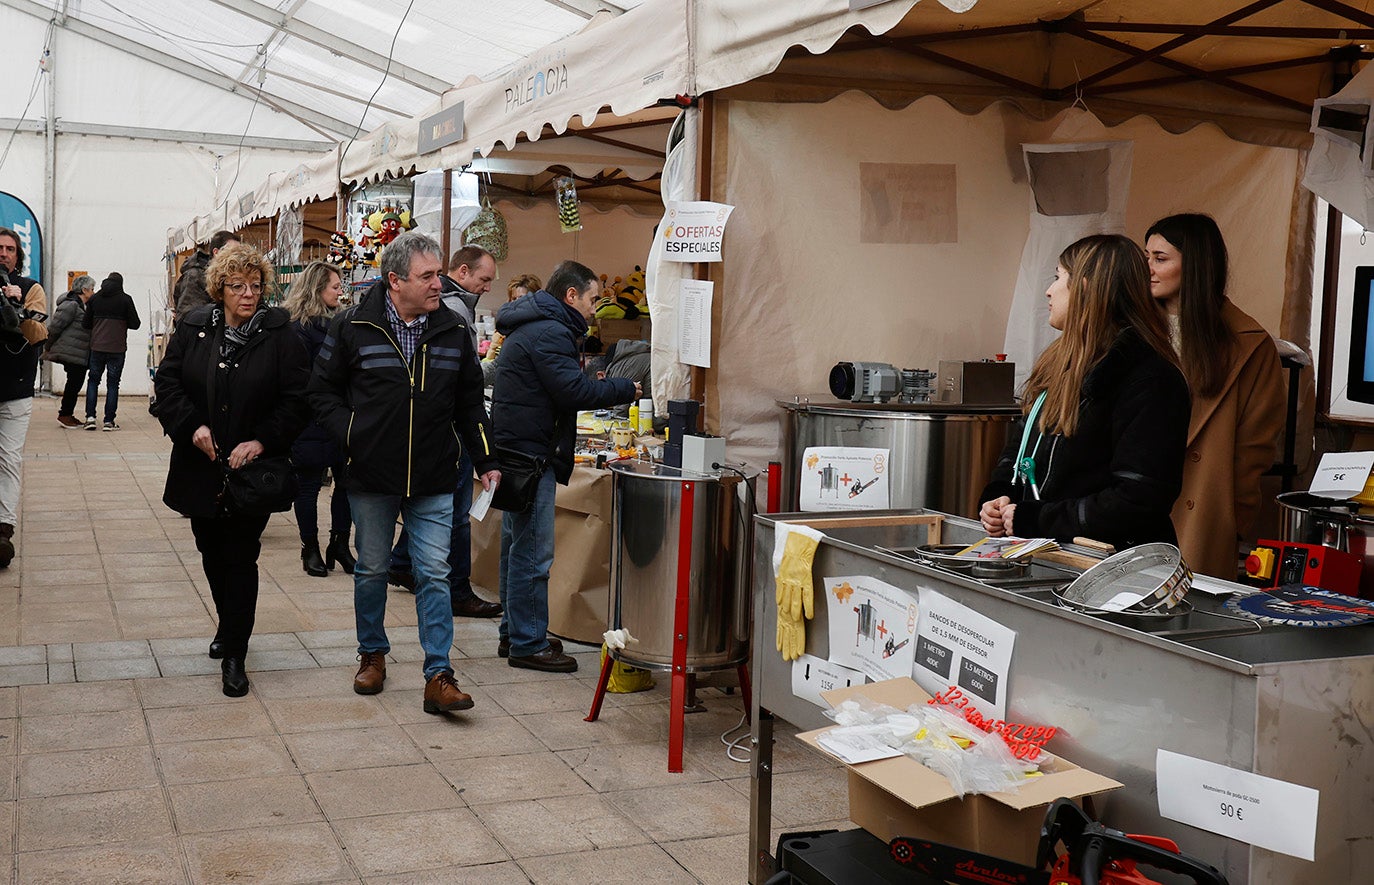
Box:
[16,134,322,396]
[710,92,1300,481]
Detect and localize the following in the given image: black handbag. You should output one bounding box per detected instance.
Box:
[490,447,548,513]
[222,455,297,514]
[206,319,297,515]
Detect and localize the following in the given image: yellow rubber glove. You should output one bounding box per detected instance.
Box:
[777,528,821,622]
[776,612,806,661]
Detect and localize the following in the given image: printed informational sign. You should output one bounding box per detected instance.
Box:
[418,101,465,154]
[791,654,865,709]
[912,588,1016,719]
[824,575,918,682]
[1156,749,1319,861]
[678,278,713,367]
[661,201,734,262]
[0,191,42,282]
[799,446,890,511]
[1308,450,1374,498]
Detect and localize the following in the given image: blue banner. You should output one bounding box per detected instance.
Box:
[0,191,42,283]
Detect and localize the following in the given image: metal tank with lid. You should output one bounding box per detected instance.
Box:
[780,398,1018,517]
[608,460,756,671]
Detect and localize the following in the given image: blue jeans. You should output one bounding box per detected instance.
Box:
[86,350,126,422]
[390,452,475,602]
[350,491,454,679]
[499,469,557,657]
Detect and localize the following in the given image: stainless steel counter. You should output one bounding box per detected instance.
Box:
[747,509,1374,884]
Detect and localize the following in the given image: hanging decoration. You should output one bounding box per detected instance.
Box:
[327,231,355,270]
[465,195,509,261]
[555,175,582,233]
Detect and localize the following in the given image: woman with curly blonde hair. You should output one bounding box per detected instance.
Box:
[154,242,310,697]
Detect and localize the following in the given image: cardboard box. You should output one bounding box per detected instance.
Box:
[797,678,1122,865]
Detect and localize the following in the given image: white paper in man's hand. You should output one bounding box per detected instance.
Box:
[470,484,494,521]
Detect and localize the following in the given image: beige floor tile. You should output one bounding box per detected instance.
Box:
[282,724,425,773]
[133,674,237,709]
[20,567,107,588]
[119,615,219,640]
[472,794,651,859]
[332,807,508,876]
[16,838,188,884]
[305,762,463,819]
[484,678,604,717]
[520,843,696,884]
[437,750,593,805]
[145,699,276,744]
[517,704,667,753]
[365,861,535,884]
[662,833,749,885]
[11,583,110,603]
[18,745,159,798]
[0,799,12,856]
[166,774,322,834]
[182,821,350,885]
[155,735,297,785]
[558,741,718,793]
[108,580,199,600]
[403,714,545,762]
[246,664,358,699]
[18,709,148,754]
[19,599,116,624]
[260,694,394,734]
[17,680,140,716]
[0,757,12,801]
[17,787,173,851]
[724,766,849,828]
[20,620,123,646]
[603,780,752,842]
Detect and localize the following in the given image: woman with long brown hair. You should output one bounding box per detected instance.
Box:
[1145,214,1284,578]
[979,234,1190,549]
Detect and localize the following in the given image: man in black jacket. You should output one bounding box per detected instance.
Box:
[310,230,500,713]
[492,260,639,672]
[0,227,47,568]
[81,272,141,430]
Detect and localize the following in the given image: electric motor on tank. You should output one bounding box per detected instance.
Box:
[899,368,937,403]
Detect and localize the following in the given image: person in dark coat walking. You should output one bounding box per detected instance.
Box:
[979,234,1189,551]
[44,275,94,427]
[310,230,499,713]
[154,242,310,698]
[492,260,639,672]
[284,261,354,577]
[82,271,141,430]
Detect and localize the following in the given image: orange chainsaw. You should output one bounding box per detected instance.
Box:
[889,798,1228,885]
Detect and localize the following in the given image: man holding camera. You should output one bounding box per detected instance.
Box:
[0,226,49,567]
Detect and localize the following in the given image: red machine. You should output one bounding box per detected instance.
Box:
[1244,539,1363,598]
[889,798,1228,885]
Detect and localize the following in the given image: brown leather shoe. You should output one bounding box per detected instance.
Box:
[353,652,386,695]
[452,595,502,618]
[508,647,579,673]
[423,669,474,713]
[498,636,563,659]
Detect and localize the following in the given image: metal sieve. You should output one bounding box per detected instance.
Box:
[1059,543,1192,613]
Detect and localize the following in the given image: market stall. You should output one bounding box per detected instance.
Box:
[748,509,1374,883]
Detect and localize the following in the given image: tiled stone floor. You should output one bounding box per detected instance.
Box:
[0,397,848,884]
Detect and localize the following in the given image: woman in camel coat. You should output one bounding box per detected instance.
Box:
[1146,214,1285,579]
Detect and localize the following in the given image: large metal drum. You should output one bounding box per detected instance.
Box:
[608,461,756,671]
[780,399,1018,517]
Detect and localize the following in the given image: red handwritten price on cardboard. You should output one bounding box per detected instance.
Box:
[929,686,1057,760]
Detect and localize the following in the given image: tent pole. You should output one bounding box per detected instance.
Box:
[690,94,713,411]
[40,15,60,395]
[1316,203,1341,418]
[441,169,453,264]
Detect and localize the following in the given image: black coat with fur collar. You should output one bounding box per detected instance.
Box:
[980,330,1190,550]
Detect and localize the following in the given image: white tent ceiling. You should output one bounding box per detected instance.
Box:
[1,0,644,144]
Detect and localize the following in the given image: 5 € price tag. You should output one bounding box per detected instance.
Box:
[1156,749,1319,861]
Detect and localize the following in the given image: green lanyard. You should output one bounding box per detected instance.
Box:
[1014,391,1047,500]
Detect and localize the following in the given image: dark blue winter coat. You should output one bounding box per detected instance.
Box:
[492,290,636,483]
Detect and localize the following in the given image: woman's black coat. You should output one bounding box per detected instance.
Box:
[979,330,1190,550]
[154,305,310,518]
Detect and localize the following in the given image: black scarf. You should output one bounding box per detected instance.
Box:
[214,307,269,361]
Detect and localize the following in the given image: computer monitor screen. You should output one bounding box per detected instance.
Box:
[1350,266,1374,405]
